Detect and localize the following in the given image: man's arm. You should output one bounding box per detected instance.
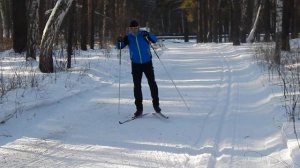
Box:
[116,35,129,49]
[142,31,157,43]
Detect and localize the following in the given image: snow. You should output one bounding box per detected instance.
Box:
[0,41,300,167]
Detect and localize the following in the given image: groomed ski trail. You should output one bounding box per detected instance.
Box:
[0,42,294,168]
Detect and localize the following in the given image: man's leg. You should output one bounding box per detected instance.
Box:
[132,63,143,113]
[144,62,160,112]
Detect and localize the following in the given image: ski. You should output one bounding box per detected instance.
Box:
[152,112,169,119]
[119,113,149,124]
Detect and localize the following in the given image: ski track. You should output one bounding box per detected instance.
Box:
[0,42,294,167]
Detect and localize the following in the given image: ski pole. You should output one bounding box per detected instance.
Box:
[146,37,190,111]
[118,42,122,114]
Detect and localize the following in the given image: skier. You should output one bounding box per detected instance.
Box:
[116,20,161,117]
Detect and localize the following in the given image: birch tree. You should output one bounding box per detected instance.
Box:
[246,3,262,43]
[0,0,10,39]
[26,0,40,60]
[39,0,74,73]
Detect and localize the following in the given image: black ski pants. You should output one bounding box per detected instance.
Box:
[131,61,159,111]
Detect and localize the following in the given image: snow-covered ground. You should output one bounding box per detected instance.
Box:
[0,41,299,167]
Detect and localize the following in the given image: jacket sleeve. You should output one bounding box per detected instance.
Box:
[147,33,157,43]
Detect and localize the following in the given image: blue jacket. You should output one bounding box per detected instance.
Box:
[116,31,157,64]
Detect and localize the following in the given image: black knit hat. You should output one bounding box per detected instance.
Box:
[129,20,139,27]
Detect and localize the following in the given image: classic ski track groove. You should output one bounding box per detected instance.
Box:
[207,46,234,167]
[182,45,240,167]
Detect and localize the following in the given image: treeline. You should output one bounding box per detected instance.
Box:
[0,0,299,73]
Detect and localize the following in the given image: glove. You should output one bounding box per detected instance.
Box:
[117,36,123,43]
[141,31,149,38]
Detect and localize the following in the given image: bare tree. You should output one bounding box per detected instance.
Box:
[39,0,74,73]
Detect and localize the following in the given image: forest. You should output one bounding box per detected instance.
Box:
[0,0,299,73]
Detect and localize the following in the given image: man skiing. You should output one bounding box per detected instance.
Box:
[116,20,161,117]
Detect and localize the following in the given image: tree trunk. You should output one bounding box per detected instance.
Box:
[218,8,222,42]
[101,0,107,48]
[0,0,4,44]
[67,1,75,69]
[281,0,290,51]
[88,0,95,49]
[196,0,202,43]
[290,0,295,38]
[240,0,253,43]
[274,0,283,64]
[80,0,88,50]
[183,11,189,42]
[39,0,46,42]
[211,0,218,43]
[12,0,27,53]
[263,0,271,42]
[291,0,299,38]
[0,0,10,39]
[26,0,40,60]
[107,0,115,42]
[39,0,74,73]
[232,0,241,45]
[246,3,262,43]
[203,0,208,42]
